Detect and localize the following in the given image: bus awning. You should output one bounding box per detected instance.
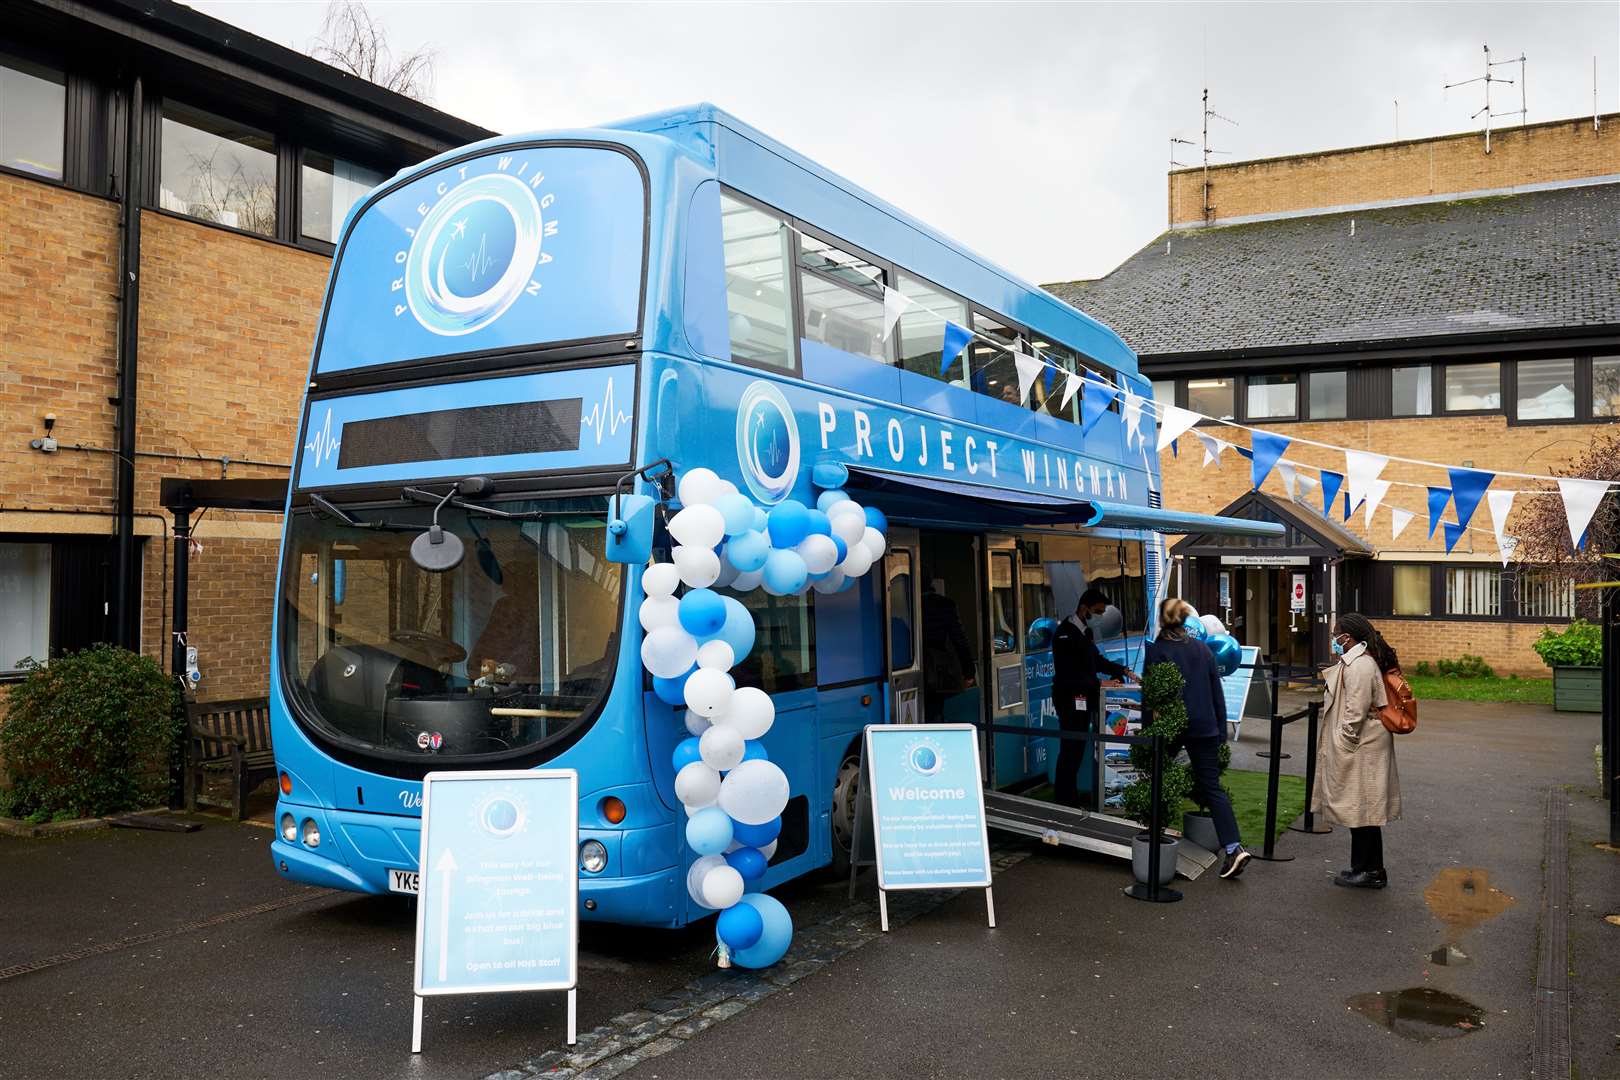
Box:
[843,465,1284,538]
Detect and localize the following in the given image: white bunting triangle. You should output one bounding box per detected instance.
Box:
[1497,535,1519,567]
[881,286,908,342]
[1122,392,1145,449]
[1297,473,1320,496]
[1276,461,1299,501]
[1013,351,1043,404]
[1557,477,1611,550]
[1156,405,1201,452]
[1344,449,1389,507]
[1362,478,1393,528]
[1196,431,1228,468]
[1060,371,1082,412]
[1486,489,1516,565]
[1389,507,1414,539]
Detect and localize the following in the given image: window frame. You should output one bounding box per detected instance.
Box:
[1389,363,1434,418]
[1185,375,1238,424]
[295,144,394,253]
[1244,372,1299,422]
[1302,368,1349,421]
[0,47,69,187]
[1508,356,1588,426]
[793,220,895,367]
[1437,360,1503,417]
[716,185,805,378]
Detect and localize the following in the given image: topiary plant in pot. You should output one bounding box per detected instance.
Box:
[1123,661,1195,885]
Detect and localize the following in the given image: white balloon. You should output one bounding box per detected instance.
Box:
[811,569,847,594]
[714,478,739,500]
[642,562,681,598]
[796,534,839,575]
[696,639,736,671]
[830,510,866,548]
[839,542,873,578]
[825,499,861,522]
[759,839,778,860]
[684,709,712,737]
[699,724,746,771]
[718,759,790,825]
[672,545,721,588]
[700,864,745,909]
[721,685,775,740]
[638,595,680,633]
[669,504,726,549]
[684,667,735,717]
[641,626,698,679]
[731,568,764,591]
[860,526,887,560]
[686,853,727,907]
[684,798,716,817]
[1200,613,1227,637]
[678,468,726,507]
[674,761,722,807]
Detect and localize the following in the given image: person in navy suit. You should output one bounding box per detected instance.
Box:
[1051,588,1137,807]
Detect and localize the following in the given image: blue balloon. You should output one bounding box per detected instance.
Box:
[672,736,703,772]
[741,739,768,763]
[864,506,888,533]
[732,816,781,848]
[811,460,850,490]
[652,667,694,706]
[804,508,832,537]
[815,489,850,513]
[726,846,769,881]
[678,588,727,637]
[686,806,735,857]
[714,492,756,537]
[830,535,848,564]
[751,507,769,532]
[718,597,756,658]
[729,893,792,969]
[1207,632,1242,677]
[762,549,808,595]
[726,530,770,574]
[767,501,811,549]
[1182,615,1208,642]
[716,900,764,951]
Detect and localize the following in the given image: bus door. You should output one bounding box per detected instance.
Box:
[986,538,1033,791]
[882,528,923,724]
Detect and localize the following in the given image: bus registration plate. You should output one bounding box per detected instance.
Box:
[389,869,420,895]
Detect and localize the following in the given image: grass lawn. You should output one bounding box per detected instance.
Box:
[1180,767,1306,847]
[1405,674,1553,705]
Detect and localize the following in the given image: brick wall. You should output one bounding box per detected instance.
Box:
[1169,113,1620,226]
[1376,617,1551,680]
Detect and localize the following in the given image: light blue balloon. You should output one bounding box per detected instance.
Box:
[804,508,832,537]
[767,501,811,549]
[677,588,727,637]
[751,507,769,532]
[686,806,735,857]
[815,489,850,514]
[717,900,764,950]
[763,548,808,595]
[726,530,769,573]
[715,492,756,537]
[729,893,792,969]
[864,506,888,534]
[719,597,756,658]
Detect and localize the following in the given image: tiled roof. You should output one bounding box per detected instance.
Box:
[1048,182,1620,357]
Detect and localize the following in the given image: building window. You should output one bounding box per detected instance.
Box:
[1593,356,1620,418]
[159,101,277,236]
[0,542,51,674]
[1307,370,1347,420]
[1151,378,1177,411]
[1516,358,1577,421]
[1444,362,1501,412]
[1246,374,1297,420]
[896,272,969,386]
[1516,570,1575,620]
[1031,339,1078,421]
[301,152,385,244]
[969,313,1025,405]
[1391,365,1432,416]
[1392,564,1431,616]
[798,233,890,364]
[719,193,795,369]
[1445,567,1501,617]
[0,53,65,180]
[1186,377,1235,420]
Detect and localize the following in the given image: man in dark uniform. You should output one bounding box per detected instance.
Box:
[1051,587,1138,807]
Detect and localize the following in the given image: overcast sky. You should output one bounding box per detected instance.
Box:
[194,1,1618,284]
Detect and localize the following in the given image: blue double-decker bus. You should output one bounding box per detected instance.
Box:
[268,105,1277,925]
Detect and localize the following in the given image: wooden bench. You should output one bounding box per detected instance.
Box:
[184,697,275,820]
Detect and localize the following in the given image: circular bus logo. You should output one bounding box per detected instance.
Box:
[735,382,800,505]
[908,741,944,777]
[476,794,525,839]
[405,172,543,336]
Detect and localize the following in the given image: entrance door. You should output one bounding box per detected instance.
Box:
[985,539,1032,791]
[882,528,922,724]
[917,531,983,731]
[1273,567,1313,673]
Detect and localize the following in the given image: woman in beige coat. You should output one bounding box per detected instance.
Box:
[1312,612,1401,889]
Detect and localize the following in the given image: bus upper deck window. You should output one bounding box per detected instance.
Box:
[720,194,795,369]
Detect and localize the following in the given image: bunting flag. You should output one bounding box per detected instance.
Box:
[1389,507,1415,539]
[1122,392,1146,449]
[1234,445,1254,461]
[1081,375,1119,433]
[1196,431,1227,468]
[1426,486,1452,539]
[1442,520,1467,553]
[1343,493,1362,522]
[1060,371,1082,413]
[1344,450,1389,508]
[1497,535,1519,566]
[1013,350,1043,404]
[1155,405,1200,452]
[1319,469,1345,518]
[1362,478,1393,528]
[1043,364,1057,393]
[1297,472,1320,496]
[939,321,971,376]
[881,286,908,341]
[1250,431,1291,491]
[1448,467,1494,531]
[1277,460,1299,501]
[1557,477,1611,550]
[1486,490,1516,565]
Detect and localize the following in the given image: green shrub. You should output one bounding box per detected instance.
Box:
[1436,654,1495,679]
[1122,662,1198,833]
[1412,660,1434,677]
[1532,620,1602,669]
[0,646,181,820]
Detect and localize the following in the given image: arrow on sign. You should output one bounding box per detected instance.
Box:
[435,847,458,982]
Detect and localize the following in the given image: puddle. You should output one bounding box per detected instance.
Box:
[1426,944,1471,966]
[1604,915,1620,928]
[1423,868,1514,933]
[1347,988,1486,1040]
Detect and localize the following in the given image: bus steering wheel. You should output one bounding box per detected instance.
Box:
[389,629,468,665]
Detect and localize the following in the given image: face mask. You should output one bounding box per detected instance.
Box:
[1085,611,1105,632]
[1331,635,1351,656]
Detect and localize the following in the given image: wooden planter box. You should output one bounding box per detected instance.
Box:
[1553,666,1602,713]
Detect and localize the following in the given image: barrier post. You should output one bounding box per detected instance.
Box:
[1256,661,1290,760]
[1124,731,1182,903]
[1251,707,1295,863]
[1290,700,1331,835]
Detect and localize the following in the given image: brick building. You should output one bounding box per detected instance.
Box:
[1,0,489,699]
[1053,115,1620,676]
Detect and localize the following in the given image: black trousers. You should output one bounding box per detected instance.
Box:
[1184,736,1241,850]
[1350,825,1384,873]
[1053,689,1095,808]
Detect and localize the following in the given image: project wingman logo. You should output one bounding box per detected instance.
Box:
[735,381,800,504]
[393,156,559,336]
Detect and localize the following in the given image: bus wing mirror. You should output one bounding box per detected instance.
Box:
[410,524,465,573]
[606,493,655,565]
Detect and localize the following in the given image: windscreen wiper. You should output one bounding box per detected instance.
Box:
[308,493,412,531]
[402,483,553,522]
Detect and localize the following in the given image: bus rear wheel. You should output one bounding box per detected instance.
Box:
[828,751,861,878]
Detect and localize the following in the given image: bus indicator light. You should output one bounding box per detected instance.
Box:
[279,772,292,796]
[600,797,627,825]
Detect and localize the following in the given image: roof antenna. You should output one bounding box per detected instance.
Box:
[1393,98,1400,140]
[1596,56,1602,134]
[1444,43,1526,154]
[1170,136,1194,168]
[1200,88,1239,224]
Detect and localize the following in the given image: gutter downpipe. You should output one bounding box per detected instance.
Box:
[113,74,143,649]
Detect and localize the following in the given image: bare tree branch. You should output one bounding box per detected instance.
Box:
[310,1,436,102]
[1511,429,1620,615]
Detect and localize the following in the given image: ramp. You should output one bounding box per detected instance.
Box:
[983,791,1218,881]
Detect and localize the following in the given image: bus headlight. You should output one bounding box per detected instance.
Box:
[579,840,608,874]
[280,814,297,843]
[301,818,321,848]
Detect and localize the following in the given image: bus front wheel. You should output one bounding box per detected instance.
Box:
[828,750,861,878]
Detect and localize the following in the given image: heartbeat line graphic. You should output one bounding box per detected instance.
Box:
[580,380,631,446]
[304,408,341,466]
[459,233,497,283]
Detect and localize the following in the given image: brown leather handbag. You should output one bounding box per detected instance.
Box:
[1378,667,1417,735]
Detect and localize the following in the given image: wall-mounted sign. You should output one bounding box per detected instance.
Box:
[1290,573,1308,614]
[1219,554,1310,567]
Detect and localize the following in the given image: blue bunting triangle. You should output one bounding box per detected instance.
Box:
[939,322,971,377]
[1448,467,1494,532]
[1426,486,1452,539]
[1320,470,1344,517]
[1442,521,1466,553]
[1249,431,1291,491]
[1080,375,1119,433]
